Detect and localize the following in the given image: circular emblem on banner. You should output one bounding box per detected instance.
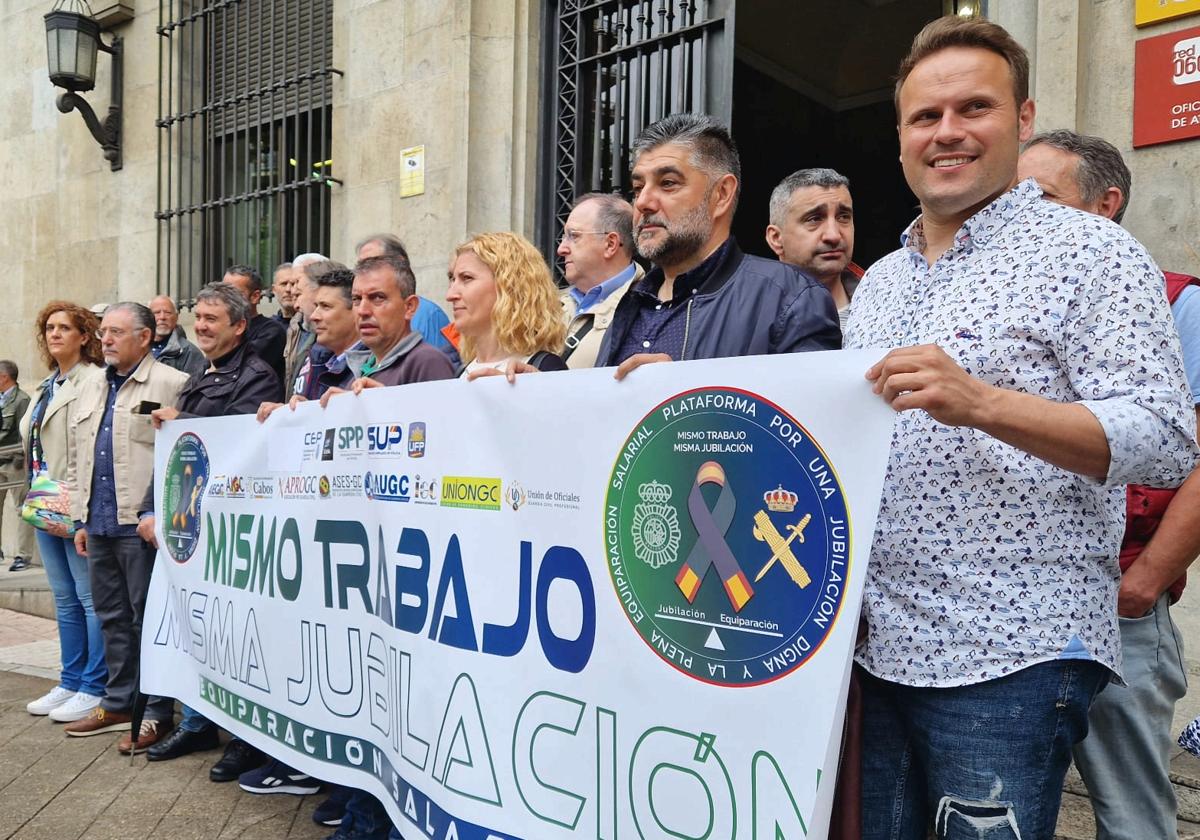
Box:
[162,432,209,563]
[604,387,851,687]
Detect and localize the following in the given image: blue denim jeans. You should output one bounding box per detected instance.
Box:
[341,789,393,838]
[861,659,1108,839]
[1073,595,1187,839]
[179,704,214,733]
[37,529,106,696]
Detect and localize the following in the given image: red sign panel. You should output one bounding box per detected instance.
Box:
[1134,24,1200,148]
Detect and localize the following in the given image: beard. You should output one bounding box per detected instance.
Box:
[635,201,714,267]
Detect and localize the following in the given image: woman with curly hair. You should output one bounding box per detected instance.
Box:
[448,232,569,376]
[21,301,107,722]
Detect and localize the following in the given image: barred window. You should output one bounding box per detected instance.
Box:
[156,0,338,304]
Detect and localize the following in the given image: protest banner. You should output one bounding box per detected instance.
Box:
[141,350,894,839]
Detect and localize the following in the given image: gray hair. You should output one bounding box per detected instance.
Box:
[273,261,293,274]
[572,193,635,257]
[0,360,18,382]
[300,258,349,290]
[149,294,178,313]
[355,255,417,297]
[630,113,741,208]
[768,168,851,228]
[1025,130,1132,223]
[354,233,409,261]
[197,282,250,325]
[105,302,156,335]
[292,252,328,269]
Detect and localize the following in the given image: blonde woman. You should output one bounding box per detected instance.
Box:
[21,301,105,722]
[447,232,568,378]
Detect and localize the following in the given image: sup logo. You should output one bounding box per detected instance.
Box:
[605,387,850,687]
[162,432,209,563]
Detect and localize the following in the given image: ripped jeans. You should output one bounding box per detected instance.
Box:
[860,660,1109,840]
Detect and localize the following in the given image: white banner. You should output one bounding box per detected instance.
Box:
[142,351,894,840]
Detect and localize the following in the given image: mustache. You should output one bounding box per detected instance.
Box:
[637,216,667,234]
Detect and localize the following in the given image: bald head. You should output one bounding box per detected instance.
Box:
[149,295,180,340]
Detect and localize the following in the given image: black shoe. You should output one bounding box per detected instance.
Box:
[146,725,220,761]
[8,556,29,571]
[209,738,266,782]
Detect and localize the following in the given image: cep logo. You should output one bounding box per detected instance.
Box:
[368,425,404,453]
[364,471,410,502]
[440,476,502,511]
[408,422,426,458]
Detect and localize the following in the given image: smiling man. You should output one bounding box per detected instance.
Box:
[765,168,860,328]
[843,17,1199,839]
[593,113,840,375]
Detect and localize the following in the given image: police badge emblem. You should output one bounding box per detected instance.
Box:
[631,481,681,568]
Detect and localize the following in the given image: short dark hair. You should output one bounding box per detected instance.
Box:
[224,264,263,292]
[630,113,742,208]
[0,360,18,382]
[105,302,156,335]
[302,259,350,288]
[354,254,417,297]
[198,282,251,324]
[895,16,1030,114]
[572,192,636,256]
[1024,129,1132,224]
[768,168,852,227]
[316,267,356,308]
[355,233,409,261]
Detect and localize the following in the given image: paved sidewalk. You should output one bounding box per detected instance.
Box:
[0,610,330,840]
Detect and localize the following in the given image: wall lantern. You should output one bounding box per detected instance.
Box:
[44,0,122,171]
[944,0,986,17]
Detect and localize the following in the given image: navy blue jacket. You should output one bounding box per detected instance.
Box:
[595,240,841,365]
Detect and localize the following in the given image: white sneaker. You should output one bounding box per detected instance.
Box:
[26,685,75,716]
[48,691,103,722]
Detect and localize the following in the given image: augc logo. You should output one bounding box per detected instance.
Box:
[364,471,410,502]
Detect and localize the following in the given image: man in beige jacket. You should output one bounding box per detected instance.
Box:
[62,303,188,752]
[556,193,642,369]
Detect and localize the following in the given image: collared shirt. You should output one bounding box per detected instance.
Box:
[569,262,637,314]
[0,385,14,408]
[845,178,1198,688]
[87,365,139,537]
[614,238,734,363]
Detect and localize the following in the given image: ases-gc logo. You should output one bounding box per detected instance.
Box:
[162,432,209,563]
[604,387,851,687]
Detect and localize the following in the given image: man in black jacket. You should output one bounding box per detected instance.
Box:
[142,282,285,777]
[595,114,840,377]
[222,264,287,385]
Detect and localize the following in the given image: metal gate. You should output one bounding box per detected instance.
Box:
[155,0,338,304]
[539,0,735,258]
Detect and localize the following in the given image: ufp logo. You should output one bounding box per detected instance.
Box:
[408,422,426,458]
[368,425,404,453]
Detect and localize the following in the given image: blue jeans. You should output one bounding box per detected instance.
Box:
[37,529,106,696]
[861,659,1108,839]
[342,789,393,838]
[179,704,214,733]
[1073,595,1187,839]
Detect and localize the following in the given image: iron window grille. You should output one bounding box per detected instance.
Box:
[155,0,340,305]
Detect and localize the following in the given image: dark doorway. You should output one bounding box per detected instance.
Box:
[730,0,944,270]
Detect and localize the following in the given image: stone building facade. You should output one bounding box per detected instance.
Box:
[0,0,1197,385]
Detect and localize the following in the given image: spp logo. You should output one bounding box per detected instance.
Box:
[338,426,364,452]
[364,471,410,502]
[408,422,426,458]
[368,424,404,455]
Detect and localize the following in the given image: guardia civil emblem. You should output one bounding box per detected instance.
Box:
[605,387,851,687]
[631,481,681,568]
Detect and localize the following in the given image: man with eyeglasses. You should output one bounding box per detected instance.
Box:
[556,193,643,369]
[62,303,189,752]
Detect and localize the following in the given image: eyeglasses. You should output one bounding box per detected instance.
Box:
[559,229,610,244]
[95,327,134,340]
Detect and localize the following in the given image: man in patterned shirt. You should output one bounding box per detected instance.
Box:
[1019,129,1200,840]
[844,16,1200,839]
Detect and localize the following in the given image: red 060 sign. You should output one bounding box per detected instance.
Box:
[1135,25,1200,148]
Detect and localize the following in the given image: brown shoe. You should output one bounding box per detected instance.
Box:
[64,707,131,737]
[117,719,166,754]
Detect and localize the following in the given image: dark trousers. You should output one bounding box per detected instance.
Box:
[87,533,173,721]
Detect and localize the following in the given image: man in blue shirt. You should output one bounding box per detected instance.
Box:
[556,193,642,368]
[1020,128,1200,840]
